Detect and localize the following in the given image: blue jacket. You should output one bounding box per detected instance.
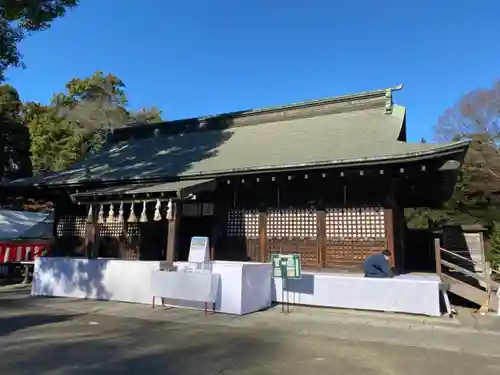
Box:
[363,253,393,278]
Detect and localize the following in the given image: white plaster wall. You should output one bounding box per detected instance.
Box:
[32,257,161,305]
[272,272,441,316]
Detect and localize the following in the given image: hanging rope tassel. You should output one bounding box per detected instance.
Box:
[153,199,162,221]
[107,204,115,223]
[139,201,148,223]
[128,202,137,223]
[97,204,105,224]
[86,205,93,224]
[117,202,124,223]
[166,199,173,220]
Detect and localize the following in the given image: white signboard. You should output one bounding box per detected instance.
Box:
[188,236,210,263]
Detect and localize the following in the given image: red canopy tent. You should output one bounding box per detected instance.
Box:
[0,209,53,264]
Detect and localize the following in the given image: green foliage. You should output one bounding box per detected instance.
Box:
[130,106,163,124]
[2,0,79,31]
[0,17,24,81]
[24,102,84,173]
[0,84,31,179]
[407,79,500,231]
[11,71,164,175]
[488,222,500,269]
[0,1,79,81]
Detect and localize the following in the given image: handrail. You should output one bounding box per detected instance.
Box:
[440,259,488,284]
[440,247,479,265]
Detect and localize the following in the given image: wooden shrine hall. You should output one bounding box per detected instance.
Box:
[10,85,470,273]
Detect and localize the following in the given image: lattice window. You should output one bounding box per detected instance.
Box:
[127,223,140,237]
[266,209,317,238]
[326,207,385,238]
[56,216,86,237]
[100,222,123,237]
[227,209,259,237]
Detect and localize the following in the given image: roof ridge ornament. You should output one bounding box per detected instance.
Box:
[385,89,393,114]
[385,84,403,115]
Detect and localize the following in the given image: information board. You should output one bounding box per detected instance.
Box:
[270,253,301,279]
[188,236,210,263]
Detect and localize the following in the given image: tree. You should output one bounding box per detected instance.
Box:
[2,72,165,176]
[488,222,500,270]
[0,0,79,81]
[52,71,130,151]
[52,71,164,152]
[435,79,500,185]
[0,84,31,180]
[129,106,163,124]
[24,102,83,173]
[418,79,500,228]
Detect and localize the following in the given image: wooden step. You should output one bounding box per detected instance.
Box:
[441,273,489,306]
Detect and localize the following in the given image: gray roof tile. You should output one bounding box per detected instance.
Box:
[11,89,470,187]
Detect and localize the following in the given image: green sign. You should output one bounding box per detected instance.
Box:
[270,253,301,279]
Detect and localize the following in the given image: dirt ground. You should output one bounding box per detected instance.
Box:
[1,285,500,375]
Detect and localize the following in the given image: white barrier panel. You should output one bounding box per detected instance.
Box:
[151,271,220,303]
[32,257,161,304]
[169,261,272,315]
[32,257,272,315]
[272,272,441,316]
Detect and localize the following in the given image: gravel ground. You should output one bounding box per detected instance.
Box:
[1,285,500,375]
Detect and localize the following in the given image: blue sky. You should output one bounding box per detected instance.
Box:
[6,0,500,142]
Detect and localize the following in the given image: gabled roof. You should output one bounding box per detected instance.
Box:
[11,85,470,188]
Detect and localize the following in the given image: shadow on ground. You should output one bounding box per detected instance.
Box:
[0,317,287,375]
[0,313,80,336]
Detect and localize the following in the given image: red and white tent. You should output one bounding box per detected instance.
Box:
[0,209,53,264]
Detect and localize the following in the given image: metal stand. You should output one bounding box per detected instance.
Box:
[281,266,290,314]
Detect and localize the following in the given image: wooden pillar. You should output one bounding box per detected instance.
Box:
[316,209,326,268]
[84,223,93,258]
[384,180,397,268]
[92,223,100,259]
[166,201,180,262]
[384,208,395,267]
[210,202,219,261]
[434,237,442,275]
[258,210,267,262]
[121,218,128,259]
[84,203,98,258]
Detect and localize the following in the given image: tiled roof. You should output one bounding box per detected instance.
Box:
[10,86,470,187]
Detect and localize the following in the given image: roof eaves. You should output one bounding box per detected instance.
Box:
[33,140,470,189]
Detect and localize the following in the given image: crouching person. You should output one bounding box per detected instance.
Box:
[363,249,394,278]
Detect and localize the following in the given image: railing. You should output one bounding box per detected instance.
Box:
[434,237,498,303]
